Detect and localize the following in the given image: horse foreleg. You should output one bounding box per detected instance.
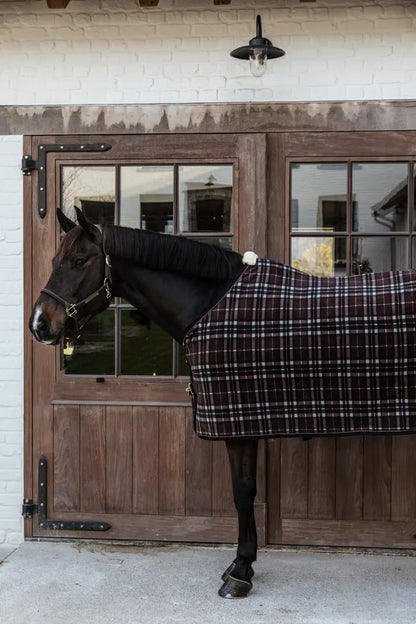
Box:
[218,438,258,598]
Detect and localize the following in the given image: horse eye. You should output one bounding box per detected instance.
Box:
[75,257,87,267]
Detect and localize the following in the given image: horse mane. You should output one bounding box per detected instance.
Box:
[103,225,242,280]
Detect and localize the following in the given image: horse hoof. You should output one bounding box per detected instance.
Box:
[221,561,254,583]
[218,575,253,599]
[221,561,236,582]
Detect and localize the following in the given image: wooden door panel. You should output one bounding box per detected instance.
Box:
[335,437,363,521]
[53,405,80,512]
[185,408,212,516]
[392,436,416,521]
[308,438,336,520]
[80,405,106,513]
[363,436,392,521]
[267,130,416,549]
[106,406,133,514]
[26,132,267,542]
[132,406,159,515]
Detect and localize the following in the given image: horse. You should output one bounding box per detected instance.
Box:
[30,207,416,598]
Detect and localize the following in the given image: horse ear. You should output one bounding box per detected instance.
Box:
[57,208,77,233]
[74,206,99,237]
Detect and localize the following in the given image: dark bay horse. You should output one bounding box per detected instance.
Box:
[30,208,416,598]
[30,207,257,598]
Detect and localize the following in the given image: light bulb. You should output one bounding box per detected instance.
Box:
[249,47,267,77]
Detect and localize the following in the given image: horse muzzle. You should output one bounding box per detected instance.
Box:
[29,303,65,345]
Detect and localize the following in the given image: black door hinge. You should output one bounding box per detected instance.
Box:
[22,455,111,532]
[21,142,111,219]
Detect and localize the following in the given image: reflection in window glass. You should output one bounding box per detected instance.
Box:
[64,310,115,375]
[351,237,408,274]
[352,163,409,233]
[120,166,174,233]
[191,236,233,250]
[120,310,173,376]
[291,237,347,277]
[290,163,348,232]
[179,165,233,233]
[62,166,116,226]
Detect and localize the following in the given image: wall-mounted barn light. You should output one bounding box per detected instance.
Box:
[230,15,285,77]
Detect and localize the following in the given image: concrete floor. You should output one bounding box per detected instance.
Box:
[0,541,415,624]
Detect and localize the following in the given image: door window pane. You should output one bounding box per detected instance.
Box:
[352,163,409,233]
[291,237,347,277]
[62,166,115,226]
[63,310,115,375]
[120,166,174,233]
[179,165,233,233]
[290,163,348,232]
[351,237,408,274]
[120,310,173,376]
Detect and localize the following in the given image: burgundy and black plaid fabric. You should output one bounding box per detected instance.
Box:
[183,259,416,439]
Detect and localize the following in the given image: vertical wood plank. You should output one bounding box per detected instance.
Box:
[158,407,186,515]
[80,405,106,513]
[363,436,392,520]
[267,133,286,262]
[53,404,80,512]
[392,436,416,521]
[185,408,212,516]
[308,438,336,520]
[266,438,282,543]
[212,440,235,516]
[336,437,363,520]
[237,134,267,256]
[132,406,159,515]
[106,406,133,513]
[280,438,308,519]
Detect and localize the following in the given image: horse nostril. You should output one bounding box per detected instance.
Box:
[38,317,48,331]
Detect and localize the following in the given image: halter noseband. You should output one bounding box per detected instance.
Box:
[40,251,112,332]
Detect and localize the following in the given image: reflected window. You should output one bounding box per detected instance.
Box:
[352,163,409,233]
[62,166,115,226]
[291,163,347,232]
[351,237,408,274]
[120,166,174,233]
[179,165,233,233]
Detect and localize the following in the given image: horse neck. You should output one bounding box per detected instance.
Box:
[109,257,243,343]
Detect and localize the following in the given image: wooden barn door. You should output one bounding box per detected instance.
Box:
[267,131,416,549]
[24,133,267,542]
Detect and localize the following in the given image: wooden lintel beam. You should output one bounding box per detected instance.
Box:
[213,1,232,4]
[47,0,71,7]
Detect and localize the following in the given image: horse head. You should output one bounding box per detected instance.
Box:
[29,208,111,345]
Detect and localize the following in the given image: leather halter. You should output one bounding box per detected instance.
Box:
[40,252,112,329]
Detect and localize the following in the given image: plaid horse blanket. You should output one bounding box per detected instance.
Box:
[183,259,416,440]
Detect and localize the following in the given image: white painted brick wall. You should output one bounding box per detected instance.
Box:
[0,0,415,105]
[0,136,23,547]
[1,0,416,546]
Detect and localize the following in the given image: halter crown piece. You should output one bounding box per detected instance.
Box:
[242,251,258,266]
